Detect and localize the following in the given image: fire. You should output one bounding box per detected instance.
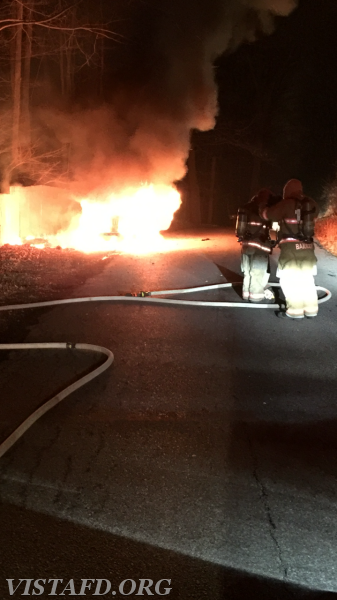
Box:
[0,184,181,254]
[115,184,181,254]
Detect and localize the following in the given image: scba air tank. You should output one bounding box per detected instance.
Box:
[301,198,315,239]
[235,208,248,238]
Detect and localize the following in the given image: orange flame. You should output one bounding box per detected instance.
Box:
[57,184,181,253]
[1,184,181,254]
[115,184,181,254]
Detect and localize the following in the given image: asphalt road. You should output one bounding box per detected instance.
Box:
[0,229,336,599]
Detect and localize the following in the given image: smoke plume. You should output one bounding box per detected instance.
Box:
[38,0,298,197]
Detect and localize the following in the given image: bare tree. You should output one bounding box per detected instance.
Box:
[0,0,122,191]
[21,0,33,150]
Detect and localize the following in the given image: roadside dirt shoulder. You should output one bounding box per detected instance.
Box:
[0,244,115,343]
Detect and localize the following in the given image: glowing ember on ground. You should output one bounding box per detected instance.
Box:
[1,183,181,255]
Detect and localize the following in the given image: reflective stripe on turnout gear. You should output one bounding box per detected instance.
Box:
[295,242,314,250]
[245,240,272,253]
[278,239,315,250]
[249,292,265,300]
[284,218,298,224]
[286,306,306,318]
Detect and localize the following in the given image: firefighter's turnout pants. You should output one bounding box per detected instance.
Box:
[241,250,270,302]
[277,242,318,318]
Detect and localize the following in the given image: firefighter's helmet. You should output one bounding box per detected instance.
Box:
[283,179,303,200]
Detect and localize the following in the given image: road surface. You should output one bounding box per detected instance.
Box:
[0,229,336,599]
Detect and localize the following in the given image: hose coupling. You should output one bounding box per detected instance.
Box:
[137,291,151,297]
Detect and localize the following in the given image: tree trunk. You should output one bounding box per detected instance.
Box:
[12,0,24,168]
[208,155,216,224]
[187,149,201,225]
[60,33,65,97]
[65,41,73,97]
[99,38,104,99]
[21,4,33,152]
[60,31,73,98]
[65,11,76,99]
[0,176,11,195]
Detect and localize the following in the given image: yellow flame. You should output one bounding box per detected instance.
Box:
[1,183,181,254]
[51,184,181,254]
[115,184,181,254]
[5,236,23,246]
[0,192,22,246]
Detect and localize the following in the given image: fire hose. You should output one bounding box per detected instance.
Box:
[0,282,331,459]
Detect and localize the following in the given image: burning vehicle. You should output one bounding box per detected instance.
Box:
[0,183,181,254]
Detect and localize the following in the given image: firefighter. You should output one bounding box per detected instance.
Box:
[260,178,318,319]
[236,188,275,303]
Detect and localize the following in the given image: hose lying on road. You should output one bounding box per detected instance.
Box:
[0,282,331,459]
[0,343,114,460]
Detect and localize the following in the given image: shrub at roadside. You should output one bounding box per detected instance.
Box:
[315,216,337,256]
[315,177,337,255]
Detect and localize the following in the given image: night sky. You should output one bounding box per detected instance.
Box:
[200,0,337,220]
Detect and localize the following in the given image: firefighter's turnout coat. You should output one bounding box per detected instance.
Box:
[239,191,273,302]
[262,180,318,318]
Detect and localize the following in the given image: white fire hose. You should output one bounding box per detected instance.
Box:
[0,282,331,459]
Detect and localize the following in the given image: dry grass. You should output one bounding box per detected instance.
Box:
[0,244,114,305]
[0,243,117,345]
[315,216,337,255]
